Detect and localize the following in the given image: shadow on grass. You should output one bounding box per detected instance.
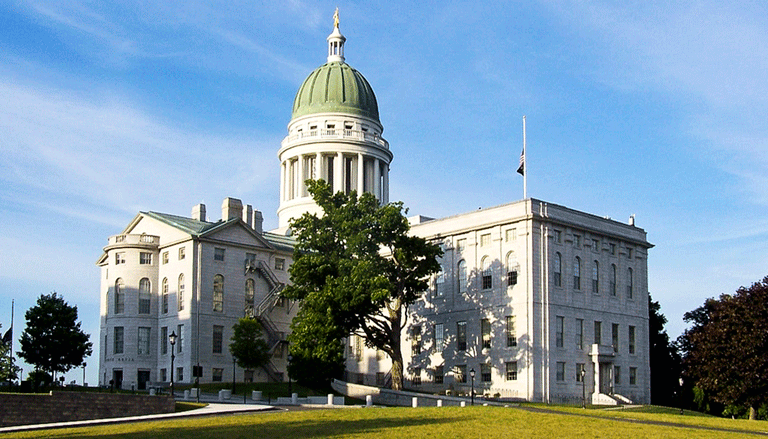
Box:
[52,411,464,439]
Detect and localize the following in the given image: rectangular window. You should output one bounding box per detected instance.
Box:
[214,248,225,261]
[411,326,421,356]
[160,368,167,382]
[434,365,444,384]
[139,287,151,315]
[456,238,466,251]
[592,239,600,252]
[556,362,566,382]
[274,258,285,270]
[115,252,125,265]
[114,327,124,354]
[178,247,185,260]
[481,319,491,349]
[434,323,444,353]
[556,316,564,348]
[627,248,633,259]
[574,318,584,349]
[612,323,619,353]
[213,325,224,354]
[176,367,183,382]
[614,366,621,385]
[457,321,467,351]
[576,363,586,382]
[506,362,518,381]
[573,234,581,247]
[480,233,491,246]
[455,365,467,383]
[138,327,150,355]
[506,316,517,347]
[629,326,636,354]
[162,251,169,264]
[412,367,421,386]
[434,269,445,296]
[505,228,517,242]
[594,321,602,346]
[507,269,518,286]
[161,326,168,355]
[139,252,152,265]
[482,269,493,290]
[610,243,616,255]
[177,324,184,353]
[629,367,637,385]
[481,364,492,382]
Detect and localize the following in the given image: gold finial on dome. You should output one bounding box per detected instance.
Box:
[333,7,339,29]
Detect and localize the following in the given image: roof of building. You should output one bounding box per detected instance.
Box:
[291,61,380,122]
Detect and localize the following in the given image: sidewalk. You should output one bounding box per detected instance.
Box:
[0,395,278,434]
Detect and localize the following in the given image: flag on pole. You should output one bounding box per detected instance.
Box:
[517,148,525,176]
[1,328,10,345]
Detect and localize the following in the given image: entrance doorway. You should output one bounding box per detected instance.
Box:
[138,370,150,390]
[599,363,612,394]
[112,369,123,390]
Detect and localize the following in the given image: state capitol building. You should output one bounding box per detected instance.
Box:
[98,12,652,405]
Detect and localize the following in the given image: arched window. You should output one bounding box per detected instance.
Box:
[610,264,617,296]
[592,261,599,294]
[245,278,255,316]
[161,278,168,314]
[114,278,125,314]
[506,251,518,286]
[481,256,492,290]
[178,274,185,311]
[573,257,581,290]
[554,252,562,287]
[626,268,634,299]
[138,278,151,314]
[458,260,467,293]
[213,274,224,312]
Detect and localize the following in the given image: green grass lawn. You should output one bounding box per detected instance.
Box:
[4,406,768,439]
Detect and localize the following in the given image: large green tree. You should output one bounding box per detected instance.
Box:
[648,295,681,406]
[283,180,442,390]
[18,292,92,378]
[679,276,768,420]
[229,317,270,372]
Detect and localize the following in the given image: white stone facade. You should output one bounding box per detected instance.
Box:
[97,199,295,390]
[344,199,652,404]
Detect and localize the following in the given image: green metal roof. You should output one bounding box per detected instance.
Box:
[291,61,379,122]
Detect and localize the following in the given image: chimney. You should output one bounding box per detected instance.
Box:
[252,210,264,234]
[629,214,636,226]
[191,203,206,222]
[243,204,254,228]
[221,197,243,222]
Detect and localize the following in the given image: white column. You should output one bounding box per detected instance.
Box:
[357,153,365,194]
[335,152,343,193]
[280,160,286,202]
[383,164,390,204]
[314,153,321,181]
[373,158,381,201]
[297,154,305,198]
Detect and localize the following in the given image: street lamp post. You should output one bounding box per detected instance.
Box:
[469,368,476,406]
[169,331,177,397]
[581,367,586,408]
[82,362,87,387]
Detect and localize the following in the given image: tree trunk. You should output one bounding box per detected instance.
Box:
[750,406,757,420]
[390,348,404,390]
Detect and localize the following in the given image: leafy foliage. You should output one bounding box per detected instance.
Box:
[283,180,442,389]
[0,323,21,383]
[229,317,270,371]
[679,276,768,419]
[648,295,681,406]
[18,292,92,377]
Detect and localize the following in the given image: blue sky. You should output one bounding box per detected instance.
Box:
[2,1,767,385]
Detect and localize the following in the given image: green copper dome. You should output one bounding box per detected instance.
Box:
[291,61,380,122]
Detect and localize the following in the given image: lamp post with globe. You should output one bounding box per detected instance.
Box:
[469,368,476,406]
[169,331,177,397]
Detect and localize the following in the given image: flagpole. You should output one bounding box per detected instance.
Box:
[523,116,527,199]
[8,299,13,386]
